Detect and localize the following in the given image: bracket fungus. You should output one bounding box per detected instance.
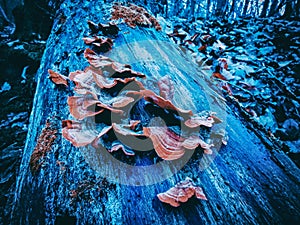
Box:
[111,96,135,108]
[62,120,142,153]
[127,89,193,117]
[51,44,222,163]
[112,123,146,138]
[157,177,207,207]
[62,120,97,147]
[185,114,221,128]
[87,20,119,36]
[57,46,220,161]
[84,48,146,79]
[91,123,146,154]
[143,127,186,160]
[41,3,233,213]
[67,96,124,120]
[62,118,146,156]
[55,47,151,157]
[127,120,141,130]
[69,67,100,99]
[108,142,135,156]
[53,13,221,163]
[48,69,68,87]
[83,36,113,52]
[143,127,212,160]
[69,66,144,98]
[182,136,213,155]
[93,72,145,92]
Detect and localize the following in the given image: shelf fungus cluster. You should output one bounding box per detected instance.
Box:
[49,48,144,155]
[83,36,114,53]
[111,3,162,31]
[157,177,207,207]
[83,20,120,53]
[49,47,220,160]
[52,44,222,160]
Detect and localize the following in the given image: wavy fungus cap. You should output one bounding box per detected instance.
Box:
[157,177,207,207]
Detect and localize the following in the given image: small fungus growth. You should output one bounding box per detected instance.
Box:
[48,69,68,87]
[157,177,207,207]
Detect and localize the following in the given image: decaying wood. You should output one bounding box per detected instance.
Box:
[10,1,300,225]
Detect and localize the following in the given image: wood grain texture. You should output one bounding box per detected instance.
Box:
[10,1,300,225]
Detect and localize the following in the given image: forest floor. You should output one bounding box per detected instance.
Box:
[161,16,300,164]
[0,11,299,220]
[0,36,45,219]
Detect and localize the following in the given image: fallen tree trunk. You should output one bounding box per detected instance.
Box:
[10,0,300,224]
